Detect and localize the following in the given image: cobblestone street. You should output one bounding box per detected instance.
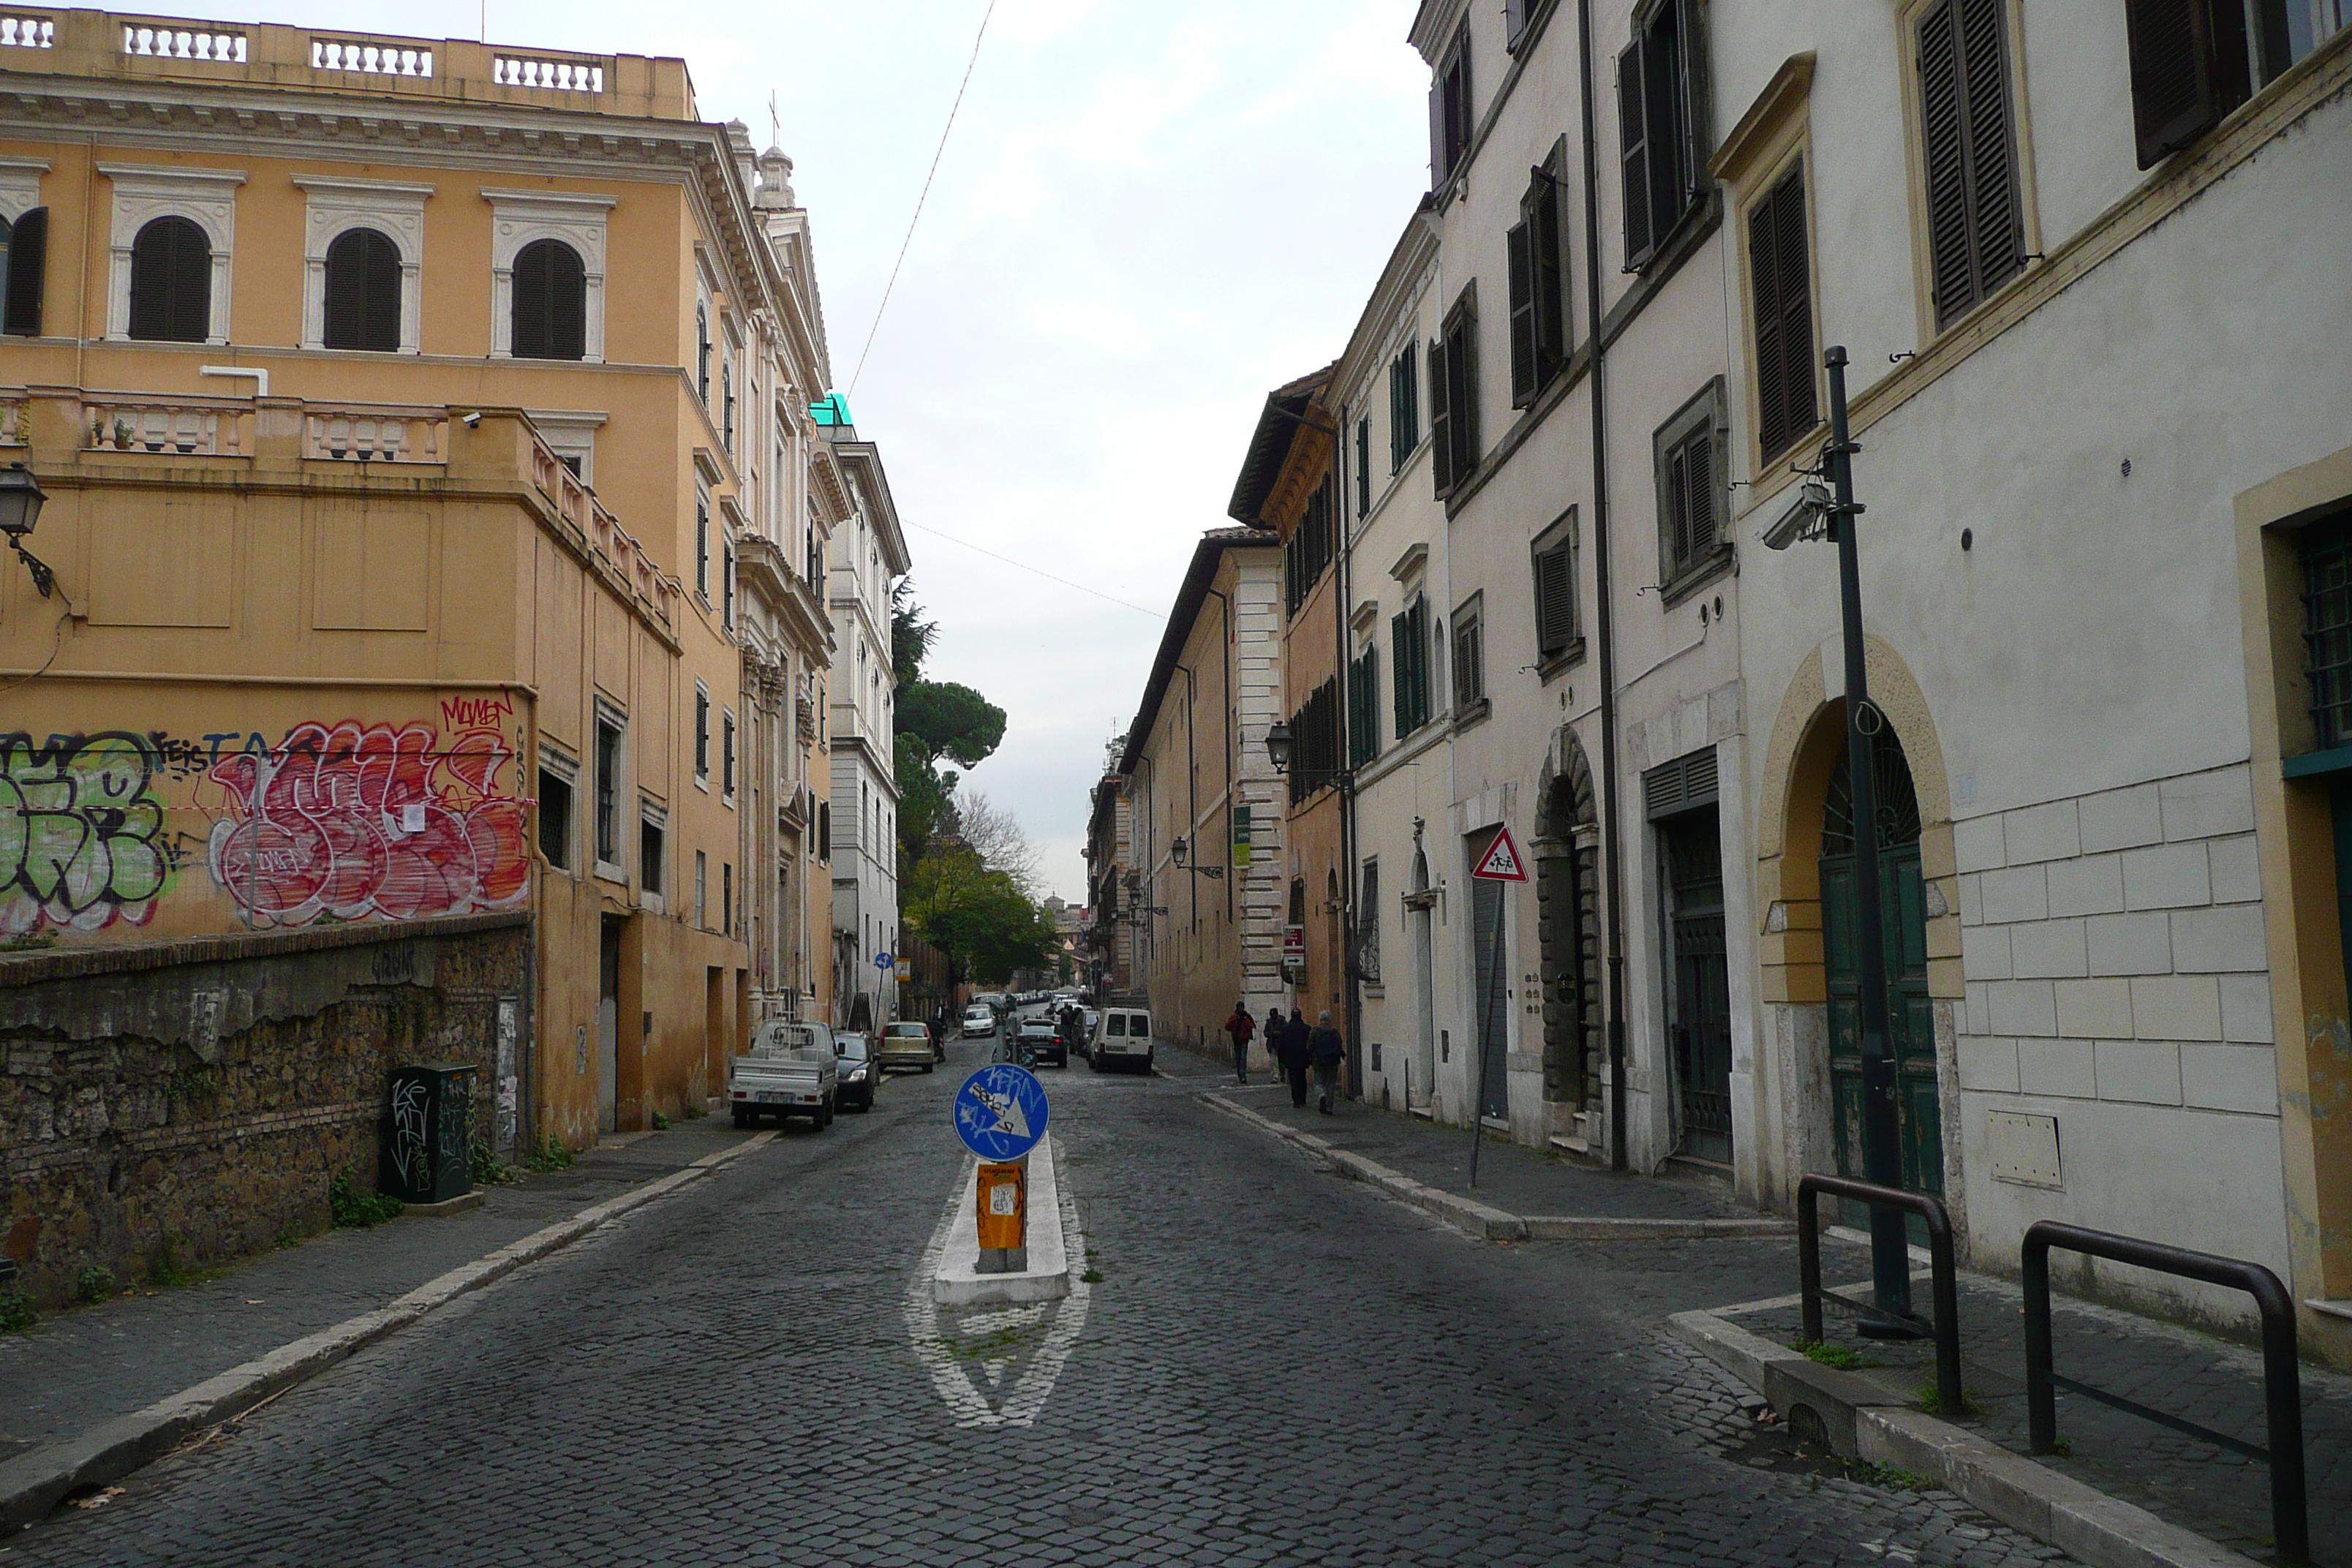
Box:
[3,1043,2070,1567]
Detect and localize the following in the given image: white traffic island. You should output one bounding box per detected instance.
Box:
[931,1134,1070,1307]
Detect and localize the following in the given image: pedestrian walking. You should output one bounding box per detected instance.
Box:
[1310,1010,1346,1115]
[1276,1010,1313,1109]
[1223,1003,1256,1083]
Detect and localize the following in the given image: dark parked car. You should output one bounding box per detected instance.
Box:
[834,1033,879,1111]
[1015,1018,1066,1068]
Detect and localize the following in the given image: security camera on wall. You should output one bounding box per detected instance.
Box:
[1760,482,1833,551]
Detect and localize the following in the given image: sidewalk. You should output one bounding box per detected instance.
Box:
[1700,1270,2352,1566]
[1191,1053,2348,1566]
[0,1123,758,1500]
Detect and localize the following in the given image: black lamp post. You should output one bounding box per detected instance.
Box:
[1763,346,1913,1331]
[0,464,53,599]
[1264,721,1292,774]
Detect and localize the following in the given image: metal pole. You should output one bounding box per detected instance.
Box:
[1825,345,1912,1328]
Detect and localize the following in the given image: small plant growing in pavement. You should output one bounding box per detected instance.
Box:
[470,1137,518,1186]
[329,1170,404,1229]
[0,1289,35,1333]
[682,1099,705,1120]
[1793,1340,1864,1371]
[1869,1463,1933,1490]
[74,1266,116,1305]
[524,1132,575,1173]
[150,1233,197,1287]
[273,1222,306,1251]
[649,1108,671,1130]
[1915,1377,1972,1417]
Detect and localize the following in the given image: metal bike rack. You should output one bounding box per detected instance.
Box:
[2021,1221,2307,1567]
[1796,1172,1964,1420]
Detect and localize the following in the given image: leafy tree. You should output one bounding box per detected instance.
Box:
[892,578,937,687]
[889,581,1006,881]
[899,681,1006,769]
[905,847,1059,985]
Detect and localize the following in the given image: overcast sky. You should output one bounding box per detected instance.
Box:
[231,0,1431,900]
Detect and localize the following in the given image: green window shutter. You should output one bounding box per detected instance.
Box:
[1428,337,1453,495]
[1507,218,1536,407]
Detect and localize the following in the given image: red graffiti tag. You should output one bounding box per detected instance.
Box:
[206,720,530,926]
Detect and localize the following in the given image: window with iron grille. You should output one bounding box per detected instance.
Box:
[1452,592,1487,711]
[1389,342,1420,472]
[1654,379,1729,602]
[2302,516,2352,750]
[1915,0,2024,331]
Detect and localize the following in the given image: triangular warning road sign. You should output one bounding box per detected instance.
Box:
[1471,826,1529,882]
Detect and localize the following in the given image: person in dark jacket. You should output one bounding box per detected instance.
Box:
[1223,1003,1256,1084]
[1308,1010,1346,1115]
[1275,1010,1314,1108]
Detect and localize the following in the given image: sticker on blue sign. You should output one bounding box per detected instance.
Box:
[952,1063,1049,1162]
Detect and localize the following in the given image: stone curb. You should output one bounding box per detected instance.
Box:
[0,1131,774,1535]
[1665,1308,2255,1568]
[1199,1093,1792,1243]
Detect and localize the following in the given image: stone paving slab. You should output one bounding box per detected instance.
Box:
[1723,1269,2352,1565]
[0,1123,757,1458]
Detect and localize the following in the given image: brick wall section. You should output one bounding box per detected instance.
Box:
[1,915,529,1308]
[1953,764,2272,1115]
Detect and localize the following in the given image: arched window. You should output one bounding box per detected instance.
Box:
[510,238,586,361]
[322,227,400,353]
[128,215,210,342]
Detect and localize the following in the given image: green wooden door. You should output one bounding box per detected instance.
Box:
[1820,730,1940,1224]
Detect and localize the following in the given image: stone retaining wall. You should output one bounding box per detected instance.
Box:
[1,913,530,1307]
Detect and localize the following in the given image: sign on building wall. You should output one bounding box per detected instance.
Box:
[1231,804,1252,868]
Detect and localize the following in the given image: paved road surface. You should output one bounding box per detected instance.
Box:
[5,1026,2067,1567]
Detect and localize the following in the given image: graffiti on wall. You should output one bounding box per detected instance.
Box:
[206,720,531,927]
[0,732,174,934]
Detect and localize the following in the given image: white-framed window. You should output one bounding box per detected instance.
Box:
[538,745,579,873]
[294,176,429,355]
[694,679,711,786]
[722,709,737,803]
[638,798,667,913]
[483,187,614,362]
[524,408,604,484]
[592,696,627,883]
[100,163,244,344]
[0,157,46,226]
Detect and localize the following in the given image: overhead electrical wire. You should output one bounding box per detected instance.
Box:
[846,0,996,396]
[900,520,1166,619]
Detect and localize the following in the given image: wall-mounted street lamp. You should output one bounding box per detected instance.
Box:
[1169,836,1224,879]
[0,464,53,599]
[1264,720,1292,774]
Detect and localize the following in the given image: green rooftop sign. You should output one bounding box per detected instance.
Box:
[809,392,853,427]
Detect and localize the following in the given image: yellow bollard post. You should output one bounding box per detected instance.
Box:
[974,1157,1028,1274]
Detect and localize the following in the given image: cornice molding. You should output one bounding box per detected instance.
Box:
[1710,52,1814,189]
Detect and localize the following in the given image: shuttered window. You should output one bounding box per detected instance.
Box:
[1428,23,1474,192]
[695,686,711,780]
[1348,644,1380,767]
[696,304,711,402]
[1655,380,1727,598]
[2,207,46,337]
[2122,0,2252,168]
[127,215,211,343]
[1433,284,1479,500]
[1288,678,1343,805]
[1284,473,1336,618]
[1534,535,1576,658]
[696,498,710,598]
[1619,0,1705,274]
[1509,162,1570,407]
[322,227,401,352]
[1392,595,1432,739]
[1644,747,1720,820]
[1388,342,1419,472]
[1355,417,1371,517]
[511,238,586,361]
[1746,163,1817,464]
[1916,0,2024,331]
[1452,594,1486,709]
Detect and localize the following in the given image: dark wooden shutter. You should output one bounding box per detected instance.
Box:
[1535,541,1574,656]
[325,228,400,352]
[3,206,45,336]
[1957,0,2021,302]
[1678,427,1716,561]
[1507,218,1536,407]
[513,239,586,361]
[1918,0,2023,329]
[1749,164,1814,462]
[1504,0,1530,50]
[130,216,209,343]
[2124,0,2250,169]
[1618,40,1652,268]
[1531,170,1567,372]
[1391,611,1411,738]
[1429,75,1450,190]
[1428,336,1453,495]
[1645,4,1689,236]
[1917,1,1974,324]
[1355,418,1371,516]
[1446,301,1479,480]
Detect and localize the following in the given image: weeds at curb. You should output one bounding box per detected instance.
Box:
[1793,1340,1866,1371]
[471,1137,519,1187]
[524,1134,575,1174]
[74,1265,116,1305]
[0,1289,37,1333]
[329,1171,404,1229]
[1916,1377,1974,1417]
[150,1233,200,1287]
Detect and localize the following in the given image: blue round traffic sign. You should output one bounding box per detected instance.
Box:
[952,1063,1049,1161]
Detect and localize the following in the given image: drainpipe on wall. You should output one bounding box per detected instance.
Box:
[1202,583,1235,927]
[1337,403,1362,1101]
[1577,0,1631,1172]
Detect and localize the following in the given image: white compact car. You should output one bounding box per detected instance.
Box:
[960,1004,998,1039]
[1089,1009,1153,1074]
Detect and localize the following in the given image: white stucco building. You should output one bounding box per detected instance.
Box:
[824,423,910,1031]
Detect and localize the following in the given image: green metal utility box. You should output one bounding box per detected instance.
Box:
[385,1064,475,1205]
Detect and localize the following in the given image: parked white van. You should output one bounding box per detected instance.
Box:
[1089,1008,1153,1074]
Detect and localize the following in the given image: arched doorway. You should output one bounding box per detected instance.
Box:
[1820,725,1940,1202]
[1536,737,1602,1136]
